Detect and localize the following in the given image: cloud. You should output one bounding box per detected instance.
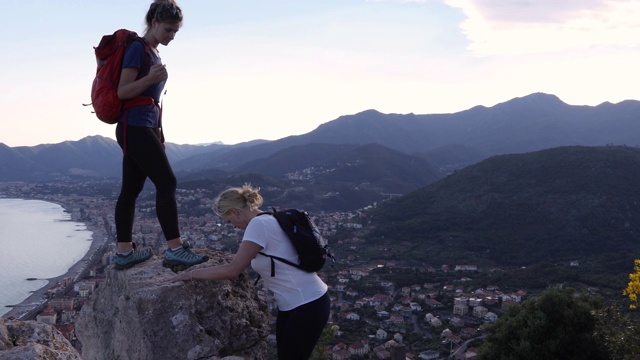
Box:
[446,0,640,55]
[465,0,607,23]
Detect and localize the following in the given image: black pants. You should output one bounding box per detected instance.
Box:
[276,292,330,360]
[115,124,180,243]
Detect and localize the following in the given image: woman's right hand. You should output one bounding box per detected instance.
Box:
[147,63,168,83]
[118,63,167,99]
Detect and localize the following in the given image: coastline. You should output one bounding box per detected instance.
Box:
[1,201,110,320]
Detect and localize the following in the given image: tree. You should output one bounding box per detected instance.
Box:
[623,259,640,310]
[310,326,336,360]
[593,304,640,360]
[477,287,609,360]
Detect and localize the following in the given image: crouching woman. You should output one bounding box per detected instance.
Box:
[168,184,330,360]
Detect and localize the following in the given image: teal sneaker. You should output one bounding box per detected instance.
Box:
[162,241,209,272]
[114,247,153,270]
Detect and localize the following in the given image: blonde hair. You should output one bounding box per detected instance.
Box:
[213,183,263,216]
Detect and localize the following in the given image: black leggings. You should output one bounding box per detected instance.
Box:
[276,292,330,360]
[115,124,180,243]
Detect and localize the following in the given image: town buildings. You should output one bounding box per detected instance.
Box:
[1,181,534,359]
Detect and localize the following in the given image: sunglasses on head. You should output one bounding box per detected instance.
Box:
[157,3,181,19]
[167,5,180,16]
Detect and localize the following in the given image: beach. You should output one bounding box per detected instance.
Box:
[1,207,110,320]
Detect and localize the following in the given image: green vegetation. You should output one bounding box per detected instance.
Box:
[478,288,609,360]
[593,304,640,359]
[477,287,640,360]
[468,253,634,294]
[310,327,335,360]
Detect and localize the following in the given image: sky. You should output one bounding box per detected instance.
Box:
[2,0,639,147]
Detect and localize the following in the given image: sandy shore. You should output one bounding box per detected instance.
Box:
[1,208,109,320]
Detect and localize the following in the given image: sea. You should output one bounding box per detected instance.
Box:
[0,198,93,317]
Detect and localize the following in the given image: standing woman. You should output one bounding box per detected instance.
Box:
[168,184,331,360]
[113,0,208,270]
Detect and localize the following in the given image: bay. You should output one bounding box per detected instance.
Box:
[0,198,93,317]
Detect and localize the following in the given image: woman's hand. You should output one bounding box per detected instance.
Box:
[167,270,191,283]
[117,63,167,99]
[146,63,168,83]
[165,241,262,283]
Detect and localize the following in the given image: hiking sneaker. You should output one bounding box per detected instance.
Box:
[162,241,209,272]
[114,247,153,270]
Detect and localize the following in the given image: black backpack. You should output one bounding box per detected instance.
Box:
[257,208,335,278]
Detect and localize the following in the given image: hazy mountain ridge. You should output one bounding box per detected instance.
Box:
[185,93,640,170]
[176,143,441,212]
[3,92,640,184]
[310,143,440,193]
[236,143,363,177]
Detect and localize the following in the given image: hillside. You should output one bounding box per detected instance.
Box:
[364,146,640,273]
[179,143,441,212]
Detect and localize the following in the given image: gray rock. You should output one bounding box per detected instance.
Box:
[0,318,81,360]
[76,250,270,360]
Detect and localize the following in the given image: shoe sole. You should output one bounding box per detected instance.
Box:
[113,254,153,270]
[162,256,210,273]
[114,257,152,270]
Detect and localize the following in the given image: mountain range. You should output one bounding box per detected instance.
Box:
[3,92,640,212]
[4,93,640,179]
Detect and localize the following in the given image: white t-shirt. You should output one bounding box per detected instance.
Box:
[243,214,328,311]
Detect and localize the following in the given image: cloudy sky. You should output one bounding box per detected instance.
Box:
[1,0,638,147]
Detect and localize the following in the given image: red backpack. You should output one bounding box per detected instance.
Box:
[86,29,154,124]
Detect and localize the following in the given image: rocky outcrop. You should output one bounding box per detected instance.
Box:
[76,250,270,360]
[0,318,81,360]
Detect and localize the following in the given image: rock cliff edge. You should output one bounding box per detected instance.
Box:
[76,250,270,360]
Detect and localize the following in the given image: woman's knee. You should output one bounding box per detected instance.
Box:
[151,169,176,192]
[120,181,145,199]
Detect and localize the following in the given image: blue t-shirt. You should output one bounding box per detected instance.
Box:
[118,39,165,127]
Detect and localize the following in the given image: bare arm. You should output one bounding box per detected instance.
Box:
[117,64,168,100]
[168,240,263,282]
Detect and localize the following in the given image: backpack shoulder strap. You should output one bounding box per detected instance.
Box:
[255,208,303,276]
[134,36,153,79]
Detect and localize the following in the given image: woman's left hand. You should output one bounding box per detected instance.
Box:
[167,271,190,283]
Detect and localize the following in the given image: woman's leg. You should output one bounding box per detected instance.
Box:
[119,125,208,268]
[115,124,148,245]
[276,292,330,360]
[119,126,180,240]
[113,124,154,269]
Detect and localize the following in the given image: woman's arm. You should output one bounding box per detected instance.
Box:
[168,240,263,282]
[117,63,167,100]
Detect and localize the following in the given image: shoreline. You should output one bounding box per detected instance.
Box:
[1,200,110,320]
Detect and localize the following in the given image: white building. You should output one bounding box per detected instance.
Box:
[484,312,499,323]
[453,304,468,316]
[419,350,441,360]
[376,328,388,340]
